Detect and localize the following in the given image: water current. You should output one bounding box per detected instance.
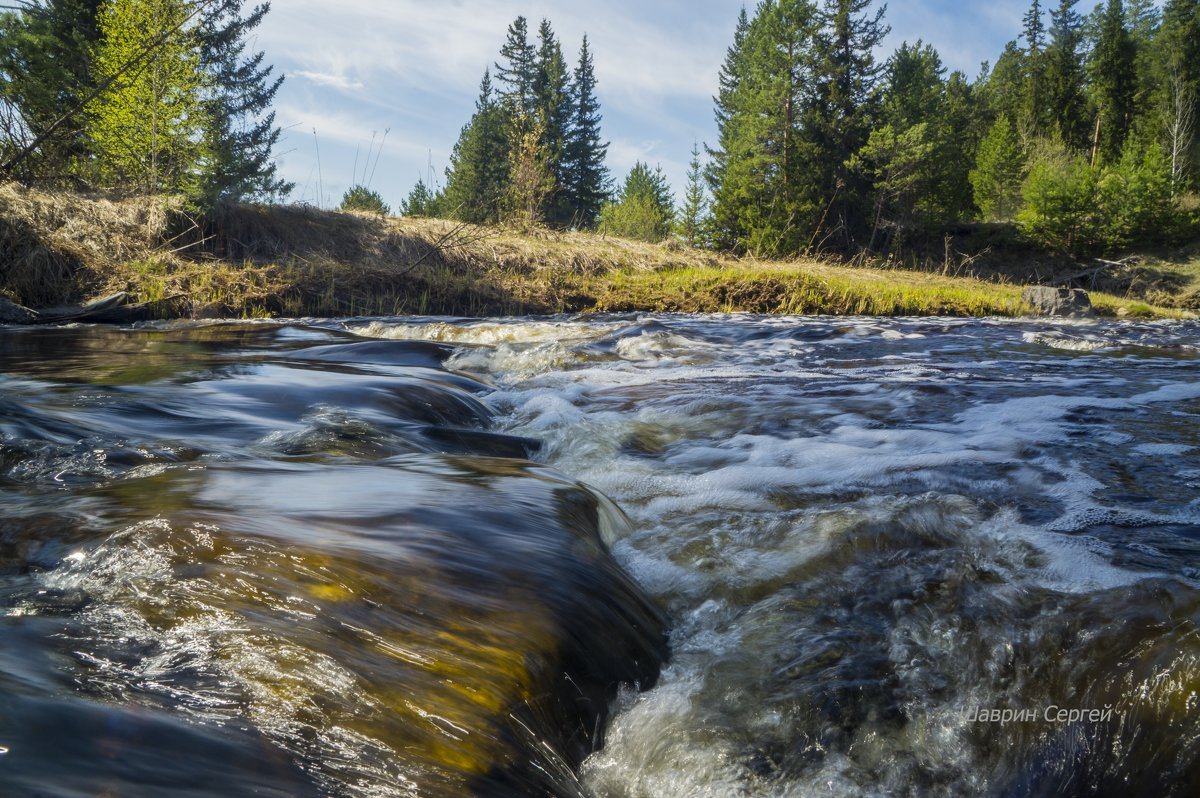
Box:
[1,314,1198,797]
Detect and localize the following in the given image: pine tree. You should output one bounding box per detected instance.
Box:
[883,40,945,129]
[971,116,1027,220]
[1045,0,1089,149]
[981,42,1028,129]
[194,0,290,203]
[717,0,822,256]
[676,141,707,246]
[561,35,609,228]
[0,0,104,177]
[441,70,509,223]
[85,0,204,193]
[342,184,390,216]
[807,0,889,248]
[1088,0,1137,166]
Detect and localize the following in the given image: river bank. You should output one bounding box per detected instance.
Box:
[2,184,1197,320]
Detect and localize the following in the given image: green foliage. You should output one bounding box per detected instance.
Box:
[971,117,1027,221]
[1017,139,1178,255]
[601,162,674,242]
[0,0,103,178]
[849,122,937,250]
[494,16,537,116]
[1017,141,1100,252]
[710,0,823,256]
[441,70,509,223]
[504,112,554,228]
[445,20,610,229]
[342,184,390,216]
[85,0,205,194]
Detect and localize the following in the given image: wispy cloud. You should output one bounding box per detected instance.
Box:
[294,70,364,91]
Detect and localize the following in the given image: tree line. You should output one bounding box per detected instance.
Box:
[0,0,288,205]
[703,0,1200,259]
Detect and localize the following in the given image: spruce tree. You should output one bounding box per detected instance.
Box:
[600,161,674,242]
[676,141,707,246]
[981,42,1028,129]
[1020,0,1049,136]
[494,16,537,117]
[195,0,290,203]
[441,70,509,223]
[807,0,889,248]
[971,116,1027,221]
[1045,0,1089,149]
[561,35,609,228]
[533,19,572,225]
[938,71,982,219]
[1088,0,1137,165]
[1157,0,1200,190]
[706,5,751,249]
[718,0,822,256]
[85,0,204,193]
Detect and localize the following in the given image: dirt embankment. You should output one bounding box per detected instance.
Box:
[1,184,1196,320]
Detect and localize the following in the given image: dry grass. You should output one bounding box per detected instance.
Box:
[0,183,1193,320]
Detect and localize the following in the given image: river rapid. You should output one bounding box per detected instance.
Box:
[1,314,1199,797]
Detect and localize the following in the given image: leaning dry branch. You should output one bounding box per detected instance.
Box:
[394,219,478,278]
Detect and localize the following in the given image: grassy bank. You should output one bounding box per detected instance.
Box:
[1,183,1196,320]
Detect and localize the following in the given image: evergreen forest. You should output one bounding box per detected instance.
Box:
[1,0,1198,262]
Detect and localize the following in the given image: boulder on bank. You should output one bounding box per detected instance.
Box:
[1022,286,1094,318]
[0,297,38,324]
[0,292,153,325]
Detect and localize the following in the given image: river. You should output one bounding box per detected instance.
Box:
[1,314,1198,797]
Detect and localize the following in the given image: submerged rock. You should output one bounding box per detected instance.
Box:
[1022,286,1094,317]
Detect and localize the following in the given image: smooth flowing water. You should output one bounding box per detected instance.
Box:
[1,314,1198,797]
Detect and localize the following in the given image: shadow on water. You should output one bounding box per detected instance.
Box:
[0,322,668,797]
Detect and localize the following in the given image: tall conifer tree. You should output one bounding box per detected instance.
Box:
[561,35,609,227]
[1045,0,1088,149]
[808,0,889,247]
[533,20,572,225]
[195,0,289,202]
[1088,0,1137,165]
[495,16,537,117]
[706,6,751,248]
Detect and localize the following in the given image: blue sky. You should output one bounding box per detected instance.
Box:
[256,1,1034,212]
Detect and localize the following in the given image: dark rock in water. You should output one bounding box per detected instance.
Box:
[0,297,38,324]
[1022,286,1094,317]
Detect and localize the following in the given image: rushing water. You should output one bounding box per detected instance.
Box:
[2,315,1199,797]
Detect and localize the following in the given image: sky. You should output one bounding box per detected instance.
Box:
[254,0,1034,213]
